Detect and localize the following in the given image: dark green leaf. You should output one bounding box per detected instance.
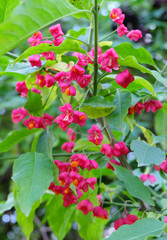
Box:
[114,165,154,206]
[12,152,53,216]
[0,128,40,153]
[131,139,165,166]
[24,91,43,117]
[106,218,164,240]
[45,195,76,240]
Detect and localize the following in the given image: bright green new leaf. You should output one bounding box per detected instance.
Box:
[107,91,131,131]
[68,0,93,20]
[12,152,53,216]
[67,28,87,38]
[134,77,156,96]
[24,91,43,117]
[14,40,88,64]
[131,139,165,166]
[118,56,152,75]
[73,136,109,152]
[76,210,108,240]
[114,43,156,67]
[80,96,116,119]
[0,192,14,215]
[0,0,91,56]
[114,165,154,206]
[0,128,40,153]
[15,200,40,240]
[45,195,76,240]
[0,0,21,23]
[106,218,164,240]
[136,124,153,145]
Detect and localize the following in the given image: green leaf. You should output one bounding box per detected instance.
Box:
[12,152,53,216]
[134,77,156,96]
[14,40,88,64]
[151,70,167,87]
[68,0,93,20]
[114,165,154,206]
[5,61,45,75]
[136,124,153,145]
[73,137,109,152]
[67,28,87,38]
[107,91,131,131]
[15,200,40,240]
[118,56,152,75]
[131,139,165,166]
[0,128,40,153]
[36,130,53,160]
[76,210,108,240]
[0,192,14,215]
[0,0,21,23]
[106,218,164,240]
[80,96,116,119]
[115,43,156,67]
[24,91,43,117]
[0,0,91,56]
[45,195,76,240]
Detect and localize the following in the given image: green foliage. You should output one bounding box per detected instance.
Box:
[73,136,109,152]
[114,165,154,206]
[24,91,43,117]
[45,195,76,240]
[114,43,156,67]
[5,61,45,75]
[80,96,116,119]
[0,0,91,56]
[12,152,53,216]
[14,40,88,64]
[106,218,164,240]
[35,130,54,160]
[107,91,131,131]
[76,211,107,240]
[0,0,21,23]
[15,199,40,240]
[0,128,40,153]
[131,139,165,166]
[0,192,14,215]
